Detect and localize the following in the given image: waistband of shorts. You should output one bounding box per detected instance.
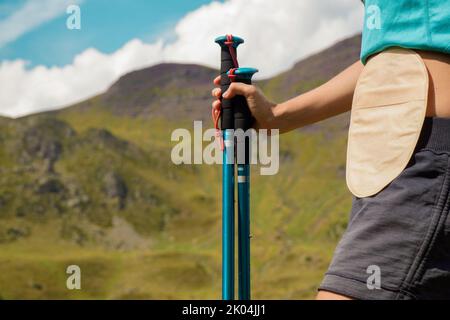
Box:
[416,117,450,153]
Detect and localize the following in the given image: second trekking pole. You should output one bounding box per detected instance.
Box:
[229,67,258,300]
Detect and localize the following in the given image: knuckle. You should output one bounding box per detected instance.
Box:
[247,85,257,95]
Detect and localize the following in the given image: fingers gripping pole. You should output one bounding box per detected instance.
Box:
[228,68,258,132]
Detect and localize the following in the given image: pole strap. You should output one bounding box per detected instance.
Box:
[225,34,240,69]
[212,103,224,150]
[228,68,237,82]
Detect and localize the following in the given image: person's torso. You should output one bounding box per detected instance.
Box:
[361,0,450,117]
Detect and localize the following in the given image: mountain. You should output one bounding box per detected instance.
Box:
[55,63,217,122]
[0,34,361,299]
[53,34,361,121]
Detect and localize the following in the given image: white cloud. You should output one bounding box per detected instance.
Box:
[0,0,83,48]
[0,40,164,117]
[0,0,364,118]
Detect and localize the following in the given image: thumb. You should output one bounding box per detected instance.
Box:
[223,82,255,99]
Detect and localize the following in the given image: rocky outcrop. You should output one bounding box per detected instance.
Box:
[102,171,128,209]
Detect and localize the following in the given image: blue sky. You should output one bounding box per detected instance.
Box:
[0,0,362,118]
[0,0,215,67]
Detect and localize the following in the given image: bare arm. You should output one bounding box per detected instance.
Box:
[212,60,364,133]
[273,60,364,132]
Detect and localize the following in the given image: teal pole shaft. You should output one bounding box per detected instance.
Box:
[237,161,250,300]
[222,130,235,300]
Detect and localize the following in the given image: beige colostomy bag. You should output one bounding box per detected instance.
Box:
[347,48,429,198]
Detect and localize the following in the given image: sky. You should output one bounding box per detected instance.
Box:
[0,0,364,118]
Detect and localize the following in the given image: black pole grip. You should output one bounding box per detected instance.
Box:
[233,77,254,131]
[220,46,237,130]
[233,78,253,165]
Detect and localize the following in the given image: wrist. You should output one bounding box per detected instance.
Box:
[269,102,286,130]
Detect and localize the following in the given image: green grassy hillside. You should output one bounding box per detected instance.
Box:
[0,35,360,299]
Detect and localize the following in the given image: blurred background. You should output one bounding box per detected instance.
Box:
[0,0,363,299]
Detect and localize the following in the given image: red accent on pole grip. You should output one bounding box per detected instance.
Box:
[228,68,237,82]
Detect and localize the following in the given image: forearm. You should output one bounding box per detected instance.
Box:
[272,60,364,133]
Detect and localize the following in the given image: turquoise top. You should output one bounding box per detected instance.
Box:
[361,0,450,64]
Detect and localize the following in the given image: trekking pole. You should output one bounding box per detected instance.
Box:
[215,34,244,300]
[228,67,258,300]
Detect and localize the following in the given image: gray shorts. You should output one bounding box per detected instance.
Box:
[319,117,450,300]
